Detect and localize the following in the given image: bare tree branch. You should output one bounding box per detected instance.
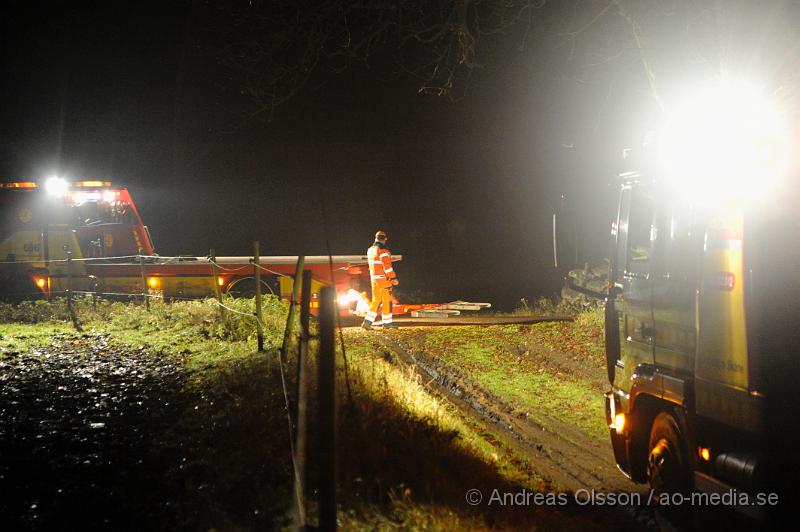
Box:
[207,0,550,125]
[612,0,663,111]
[204,0,800,129]
[559,1,615,38]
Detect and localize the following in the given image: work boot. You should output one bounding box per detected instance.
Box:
[361,320,373,330]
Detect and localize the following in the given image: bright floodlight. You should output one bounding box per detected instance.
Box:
[337,289,363,307]
[658,81,789,204]
[44,177,68,197]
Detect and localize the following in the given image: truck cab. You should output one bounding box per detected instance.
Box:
[599,80,800,527]
[0,180,155,298]
[604,168,800,525]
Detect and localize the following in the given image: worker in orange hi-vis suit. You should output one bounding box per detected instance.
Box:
[362,230,398,330]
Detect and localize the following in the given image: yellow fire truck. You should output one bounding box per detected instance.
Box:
[603,82,799,525]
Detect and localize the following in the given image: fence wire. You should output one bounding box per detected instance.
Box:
[0,253,196,265]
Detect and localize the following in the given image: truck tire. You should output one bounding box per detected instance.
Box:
[648,411,691,530]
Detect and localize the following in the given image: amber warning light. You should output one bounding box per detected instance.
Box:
[74,181,112,187]
[0,182,38,189]
[32,275,49,296]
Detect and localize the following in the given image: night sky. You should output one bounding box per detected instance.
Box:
[3,1,799,308]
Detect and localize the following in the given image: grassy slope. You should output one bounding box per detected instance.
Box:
[1,299,615,530]
[349,309,609,443]
[343,335,549,486]
[0,299,588,530]
[338,337,570,530]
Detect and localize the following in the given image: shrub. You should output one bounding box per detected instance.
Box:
[0,298,69,323]
[575,306,604,333]
[512,295,592,316]
[0,295,289,346]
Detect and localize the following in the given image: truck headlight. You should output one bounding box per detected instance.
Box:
[658,80,789,204]
[614,413,626,432]
[45,177,68,197]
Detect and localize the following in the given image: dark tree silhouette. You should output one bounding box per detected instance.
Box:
[202,1,800,125]
[206,0,549,121]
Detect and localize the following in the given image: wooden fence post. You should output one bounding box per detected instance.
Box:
[318,286,336,531]
[210,248,225,320]
[292,269,312,529]
[138,248,149,311]
[296,269,312,428]
[254,241,264,351]
[280,255,305,361]
[66,251,81,331]
[66,251,73,315]
[89,275,98,310]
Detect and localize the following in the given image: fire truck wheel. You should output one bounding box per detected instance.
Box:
[648,411,691,531]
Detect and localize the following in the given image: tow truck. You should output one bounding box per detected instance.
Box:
[0,178,490,319]
[0,178,394,312]
[602,81,799,525]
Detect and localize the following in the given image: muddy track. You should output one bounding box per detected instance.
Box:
[0,333,192,529]
[375,332,642,494]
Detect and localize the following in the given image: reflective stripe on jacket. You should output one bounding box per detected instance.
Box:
[367,245,396,282]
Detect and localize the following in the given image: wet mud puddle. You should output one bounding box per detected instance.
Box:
[0,332,189,529]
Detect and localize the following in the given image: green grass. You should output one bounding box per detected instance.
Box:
[0,322,73,357]
[372,309,609,442]
[344,337,549,491]
[98,297,287,379]
[335,336,586,530]
[0,299,611,529]
[0,295,289,376]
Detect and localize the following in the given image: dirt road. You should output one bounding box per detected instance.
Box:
[366,326,656,528]
[374,331,637,491]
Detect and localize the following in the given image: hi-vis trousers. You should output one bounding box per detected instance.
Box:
[364,280,392,324]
